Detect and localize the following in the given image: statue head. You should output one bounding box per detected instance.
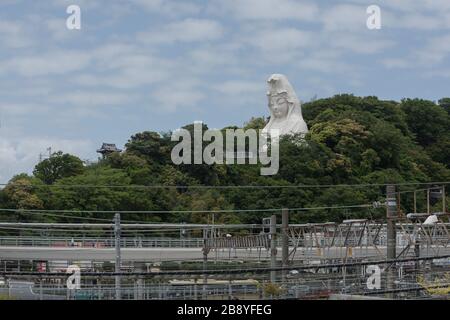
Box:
[266,74,302,121]
[263,74,308,136]
[268,92,290,119]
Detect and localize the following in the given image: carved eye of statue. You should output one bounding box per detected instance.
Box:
[276,97,287,105]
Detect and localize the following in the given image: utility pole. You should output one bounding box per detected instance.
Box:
[114,213,121,300]
[281,208,289,283]
[270,214,277,283]
[386,185,397,298]
[427,188,430,214]
[443,185,446,214]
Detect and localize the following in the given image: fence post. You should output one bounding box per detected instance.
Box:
[386,185,397,298]
[114,213,121,300]
[281,208,289,283]
[270,214,277,283]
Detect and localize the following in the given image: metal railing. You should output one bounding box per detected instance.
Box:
[0,237,205,248]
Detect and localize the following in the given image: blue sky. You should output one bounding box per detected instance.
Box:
[0,0,449,182]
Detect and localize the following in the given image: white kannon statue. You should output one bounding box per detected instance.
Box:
[262,74,308,137]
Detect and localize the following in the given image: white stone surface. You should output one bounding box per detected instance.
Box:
[263,74,308,137]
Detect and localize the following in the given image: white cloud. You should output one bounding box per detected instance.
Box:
[1,42,174,90]
[348,0,450,30]
[424,68,450,78]
[297,50,351,73]
[0,137,94,182]
[45,18,80,41]
[415,34,450,65]
[329,34,393,54]
[71,46,175,89]
[391,14,444,30]
[321,4,367,32]
[1,51,91,77]
[0,103,50,116]
[92,43,139,64]
[0,0,25,6]
[48,91,134,107]
[137,18,224,44]
[380,58,410,69]
[153,89,204,113]
[0,20,34,48]
[235,26,313,63]
[305,77,338,98]
[188,46,236,68]
[248,27,312,51]
[214,80,262,95]
[131,0,201,17]
[372,0,450,13]
[209,0,318,21]
[49,0,100,10]
[151,79,205,113]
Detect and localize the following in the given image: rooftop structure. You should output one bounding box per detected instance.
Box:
[96,143,122,158]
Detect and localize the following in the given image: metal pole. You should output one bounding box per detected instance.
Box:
[386,185,397,298]
[136,263,144,300]
[427,188,430,214]
[414,240,420,275]
[270,214,277,283]
[202,228,208,300]
[202,251,207,300]
[413,191,417,213]
[194,278,198,300]
[114,213,121,300]
[443,186,446,214]
[281,208,289,282]
[39,276,43,300]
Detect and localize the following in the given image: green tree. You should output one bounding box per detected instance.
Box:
[400,98,450,147]
[125,131,172,165]
[2,94,449,226]
[438,97,450,114]
[33,151,84,184]
[3,175,44,214]
[244,116,267,130]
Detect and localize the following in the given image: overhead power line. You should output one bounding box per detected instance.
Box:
[0,203,373,215]
[0,181,449,189]
[0,210,126,222]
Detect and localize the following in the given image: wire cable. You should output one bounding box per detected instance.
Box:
[0,203,374,215]
[1,181,449,189]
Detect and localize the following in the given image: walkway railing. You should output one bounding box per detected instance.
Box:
[0,237,205,248]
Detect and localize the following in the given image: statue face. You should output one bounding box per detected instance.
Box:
[269,96,289,119]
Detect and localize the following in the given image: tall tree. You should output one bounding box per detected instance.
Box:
[33,151,84,184]
[438,97,450,114]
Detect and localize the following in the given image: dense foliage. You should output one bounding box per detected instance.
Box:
[1,95,449,224]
